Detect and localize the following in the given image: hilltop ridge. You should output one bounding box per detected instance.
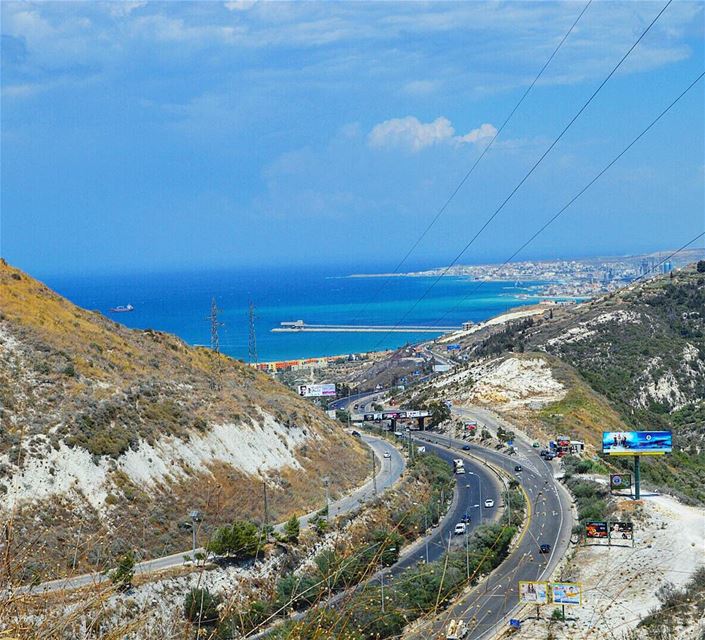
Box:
[0,260,368,582]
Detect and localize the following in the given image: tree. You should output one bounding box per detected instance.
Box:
[207,520,261,559]
[284,515,300,543]
[697,260,705,273]
[110,550,135,591]
[184,587,221,624]
[427,400,451,427]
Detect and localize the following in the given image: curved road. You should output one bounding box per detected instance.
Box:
[20,435,404,596]
[408,409,574,640]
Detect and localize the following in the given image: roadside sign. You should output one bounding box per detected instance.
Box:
[518,581,549,604]
[550,582,581,606]
[586,521,608,539]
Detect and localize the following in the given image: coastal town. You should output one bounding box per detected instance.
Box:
[352,248,705,300]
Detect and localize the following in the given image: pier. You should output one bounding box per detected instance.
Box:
[272,321,460,333]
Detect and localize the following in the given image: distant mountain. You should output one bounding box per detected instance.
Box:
[0,260,367,582]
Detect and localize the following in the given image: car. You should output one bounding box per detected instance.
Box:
[514,464,523,472]
[545,453,555,460]
[484,499,495,508]
[383,451,391,459]
[462,444,471,451]
[351,430,361,438]
[539,544,551,554]
[454,523,467,535]
[532,441,540,448]
[460,513,471,523]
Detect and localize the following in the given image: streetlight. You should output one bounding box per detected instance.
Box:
[467,472,483,525]
[379,547,396,614]
[189,510,202,560]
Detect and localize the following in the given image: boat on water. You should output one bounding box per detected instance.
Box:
[110,304,134,313]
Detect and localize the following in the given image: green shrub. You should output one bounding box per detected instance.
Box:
[207,520,262,559]
[184,587,221,624]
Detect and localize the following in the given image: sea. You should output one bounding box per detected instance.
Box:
[44,266,554,362]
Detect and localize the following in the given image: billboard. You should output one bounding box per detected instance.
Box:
[364,413,383,421]
[586,521,608,539]
[610,522,633,540]
[550,582,581,606]
[447,344,461,351]
[610,473,632,490]
[602,431,672,456]
[518,581,549,605]
[297,384,336,398]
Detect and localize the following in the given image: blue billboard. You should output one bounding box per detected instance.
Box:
[447,344,461,351]
[602,431,672,456]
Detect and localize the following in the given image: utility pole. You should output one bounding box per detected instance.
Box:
[465,528,470,580]
[263,480,269,534]
[323,477,331,518]
[208,297,223,353]
[371,448,378,496]
[248,301,258,364]
[380,570,385,613]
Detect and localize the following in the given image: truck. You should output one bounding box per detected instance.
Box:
[453,458,465,474]
[446,619,468,639]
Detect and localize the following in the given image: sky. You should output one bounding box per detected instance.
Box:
[1,1,704,277]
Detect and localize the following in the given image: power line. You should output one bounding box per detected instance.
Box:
[366,1,593,294]
[371,0,673,349]
[248,301,258,364]
[430,70,705,326]
[323,1,592,354]
[208,297,223,353]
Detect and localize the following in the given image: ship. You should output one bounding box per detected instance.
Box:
[109,304,134,313]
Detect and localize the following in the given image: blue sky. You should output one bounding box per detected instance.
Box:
[1,1,703,277]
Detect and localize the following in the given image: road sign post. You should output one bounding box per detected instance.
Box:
[634,455,641,500]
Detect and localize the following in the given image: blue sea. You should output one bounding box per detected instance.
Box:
[43,266,551,362]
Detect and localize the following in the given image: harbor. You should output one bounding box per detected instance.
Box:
[272,320,461,333]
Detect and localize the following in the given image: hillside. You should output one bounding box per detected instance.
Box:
[0,260,368,583]
[402,265,705,503]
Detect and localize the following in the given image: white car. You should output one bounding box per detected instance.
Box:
[383,451,391,459]
[454,523,467,535]
[484,499,495,508]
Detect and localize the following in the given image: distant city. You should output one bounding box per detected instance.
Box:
[352,248,705,299]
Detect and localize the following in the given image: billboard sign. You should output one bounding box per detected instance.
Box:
[602,431,672,456]
[610,522,633,540]
[364,413,383,421]
[447,344,461,351]
[610,474,632,490]
[382,411,400,420]
[518,581,549,605]
[550,582,581,606]
[297,384,336,398]
[586,521,608,539]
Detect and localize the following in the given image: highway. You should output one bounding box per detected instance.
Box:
[408,407,574,640]
[20,434,404,596]
[383,438,502,576]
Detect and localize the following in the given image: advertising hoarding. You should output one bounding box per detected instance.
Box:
[550,582,581,606]
[364,413,383,421]
[602,431,672,456]
[297,384,336,398]
[609,474,632,490]
[610,522,633,540]
[586,521,608,539]
[518,581,549,604]
[447,344,461,351]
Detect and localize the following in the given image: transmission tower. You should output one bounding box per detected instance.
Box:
[209,297,223,353]
[248,301,258,364]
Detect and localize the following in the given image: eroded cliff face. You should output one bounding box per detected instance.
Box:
[0,261,368,581]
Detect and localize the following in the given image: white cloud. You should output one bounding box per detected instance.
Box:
[368,116,455,151]
[368,116,497,152]
[457,123,497,144]
[402,80,440,95]
[107,2,147,18]
[225,0,257,11]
